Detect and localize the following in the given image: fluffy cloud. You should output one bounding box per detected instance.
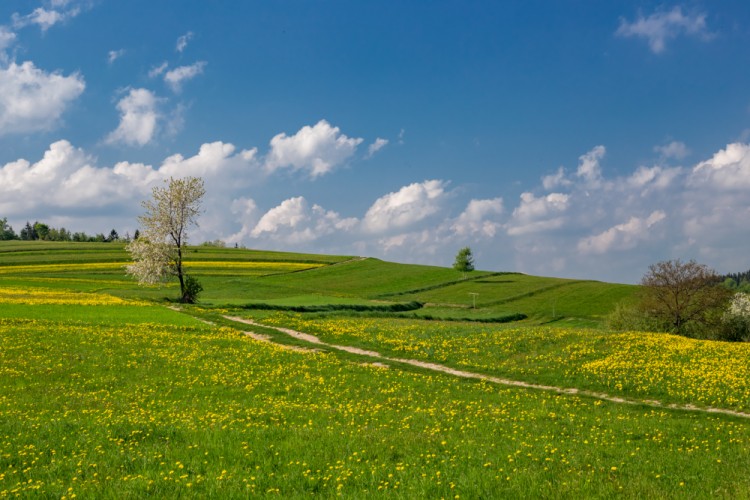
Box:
[542,166,571,190]
[366,137,388,158]
[105,88,161,147]
[250,196,357,244]
[451,198,503,238]
[164,61,206,92]
[0,61,84,135]
[578,211,666,255]
[616,7,710,54]
[265,120,364,177]
[0,138,262,219]
[626,165,682,195]
[225,197,259,243]
[576,145,605,187]
[362,180,447,233]
[0,140,132,215]
[0,27,16,60]
[689,142,750,190]
[507,192,569,236]
[158,142,259,187]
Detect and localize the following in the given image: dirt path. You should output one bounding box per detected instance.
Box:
[224,315,750,420]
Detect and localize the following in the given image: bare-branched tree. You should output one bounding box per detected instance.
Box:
[640,259,730,335]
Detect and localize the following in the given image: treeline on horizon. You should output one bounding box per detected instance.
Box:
[0,217,133,243]
[721,271,750,292]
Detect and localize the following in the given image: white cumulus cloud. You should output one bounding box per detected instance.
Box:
[689,142,750,189]
[164,61,206,92]
[265,120,364,177]
[507,192,569,236]
[542,166,571,190]
[616,7,710,54]
[451,198,504,238]
[576,145,606,187]
[0,140,132,215]
[0,61,84,135]
[577,211,666,255]
[105,88,161,147]
[362,180,447,233]
[158,142,259,182]
[250,196,357,244]
[0,27,16,60]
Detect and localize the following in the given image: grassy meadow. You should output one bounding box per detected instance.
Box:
[2,240,750,497]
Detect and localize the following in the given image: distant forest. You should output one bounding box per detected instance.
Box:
[0,217,130,243]
[721,270,750,292]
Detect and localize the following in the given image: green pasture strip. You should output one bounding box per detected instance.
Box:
[262,258,493,298]
[394,273,636,320]
[0,262,130,274]
[0,276,137,292]
[179,279,299,304]
[374,272,515,299]
[257,314,750,413]
[409,305,526,320]
[2,317,750,497]
[203,295,399,308]
[0,303,200,326]
[0,253,127,266]
[393,273,571,304]
[248,295,395,306]
[236,300,423,314]
[0,241,127,254]
[184,247,352,264]
[0,241,350,265]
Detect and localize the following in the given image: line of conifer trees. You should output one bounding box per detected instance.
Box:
[721,270,750,293]
[0,217,133,243]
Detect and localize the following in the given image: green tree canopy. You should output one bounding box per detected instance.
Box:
[453,247,475,277]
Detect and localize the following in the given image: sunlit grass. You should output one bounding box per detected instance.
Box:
[2,313,750,497]
[256,314,750,412]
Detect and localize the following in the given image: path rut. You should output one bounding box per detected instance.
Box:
[224,315,750,420]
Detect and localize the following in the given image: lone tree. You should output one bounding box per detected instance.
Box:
[126,176,206,303]
[453,247,475,278]
[640,259,730,336]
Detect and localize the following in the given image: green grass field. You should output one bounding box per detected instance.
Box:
[2,240,750,497]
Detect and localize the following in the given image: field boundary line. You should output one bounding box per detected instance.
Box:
[224,315,750,421]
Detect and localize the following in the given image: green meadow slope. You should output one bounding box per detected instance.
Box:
[3,241,750,497]
[0,240,634,325]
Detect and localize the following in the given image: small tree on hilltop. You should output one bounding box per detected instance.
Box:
[453,247,475,279]
[639,259,730,336]
[126,176,206,303]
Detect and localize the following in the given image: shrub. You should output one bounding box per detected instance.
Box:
[606,303,665,332]
[181,275,203,304]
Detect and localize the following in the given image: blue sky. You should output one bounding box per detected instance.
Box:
[1,1,749,283]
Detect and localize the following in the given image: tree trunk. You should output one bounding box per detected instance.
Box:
[177,244,186,301]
